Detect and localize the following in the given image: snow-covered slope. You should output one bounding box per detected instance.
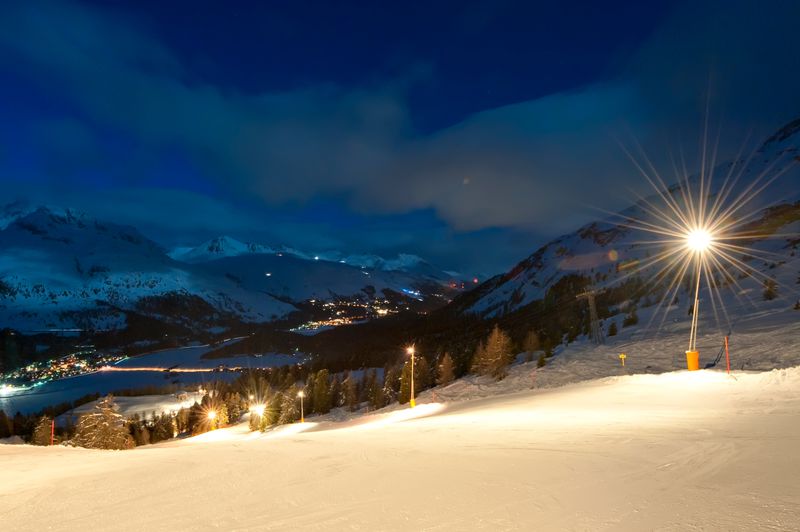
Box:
[2,361,799,530]
[463,118,800,319]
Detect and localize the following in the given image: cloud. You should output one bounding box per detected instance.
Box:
[1,0,799,255]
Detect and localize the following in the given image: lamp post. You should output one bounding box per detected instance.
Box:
[406,345,416,408]
[298,390,305,422]
[207,410,217,430]
[686,229,712,371]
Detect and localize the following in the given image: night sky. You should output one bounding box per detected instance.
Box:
[1,1,799,274]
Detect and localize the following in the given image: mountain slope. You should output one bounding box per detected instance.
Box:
[0,208,458,336]
[460,119,800,322]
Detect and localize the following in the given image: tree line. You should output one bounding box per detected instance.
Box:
[1,323,543,448]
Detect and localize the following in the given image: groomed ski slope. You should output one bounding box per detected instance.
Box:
[2,365,799,531]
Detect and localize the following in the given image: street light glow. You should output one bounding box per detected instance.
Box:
[297,390,305,398]
[406,344,416,408]
[249,404,265,414]
[612,129,792,370]
[207,410,217,420]
[686,229,712,252]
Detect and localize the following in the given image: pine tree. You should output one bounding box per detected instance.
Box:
[537,353,547,368]
[607,321,618,337]
[278,386,300,424]
[32,416,52,446]
[249,409,262,431]
[72,395,133,450]
[794,300,800,310]
[358,371,372,404]
[313,369,332,414]
[523,330,540,353]
[188,402,208,435]
[205,403,228,430]
[398,360,413,404]
[763,279,778,300]
[623,308,639,327]
[259,394,281,430]
[127,416,151,446]
[330,375,343,408]
[344,372,359,411]
[383,365,400,404]
[150,413,175,442]
[367,370,385,410]
[304,373,317,413]
[225,393,245,423]
[0,410,11,438]
[437,352,455,386]
[416,356,432,391]
[175,407,190,434]
[471,325,514,379]
[471,341,486,373]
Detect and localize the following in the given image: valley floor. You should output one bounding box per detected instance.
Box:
[2,365,800,531]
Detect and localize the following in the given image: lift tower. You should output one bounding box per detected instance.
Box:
[576,288,605,345]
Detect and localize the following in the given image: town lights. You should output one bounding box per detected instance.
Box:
[406,345,416,408]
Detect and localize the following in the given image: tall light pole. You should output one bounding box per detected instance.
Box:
[406,345,416,408]
[686,229,712,371]
[298,390,305,422]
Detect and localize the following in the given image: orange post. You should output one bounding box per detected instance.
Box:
[50,419,55,446]
[685,350,700,371]
[724,336,730,374]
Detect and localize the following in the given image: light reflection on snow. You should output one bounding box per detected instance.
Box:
[262,421,319,439]
[349,403,445,431]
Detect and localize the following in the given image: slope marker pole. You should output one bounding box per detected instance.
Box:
[724,336,730,375]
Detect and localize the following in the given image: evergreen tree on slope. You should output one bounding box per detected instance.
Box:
[72,395,133,450]
[32,416,53,446]
[471,325,514,379]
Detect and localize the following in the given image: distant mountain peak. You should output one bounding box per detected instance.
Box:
[169,236,272,263]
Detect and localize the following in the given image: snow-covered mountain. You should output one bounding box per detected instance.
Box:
[459,118,800,321]
[0,208,458,333]
[168,236,273,263]
[169,238,456,282]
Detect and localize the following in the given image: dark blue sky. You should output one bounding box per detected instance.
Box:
[1,1,799,274]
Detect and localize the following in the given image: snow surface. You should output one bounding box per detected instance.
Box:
[60,392,204,425]
[2,363,799,530]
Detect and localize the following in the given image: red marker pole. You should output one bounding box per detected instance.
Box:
[50,419,55,446]
[724,336,731,375]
